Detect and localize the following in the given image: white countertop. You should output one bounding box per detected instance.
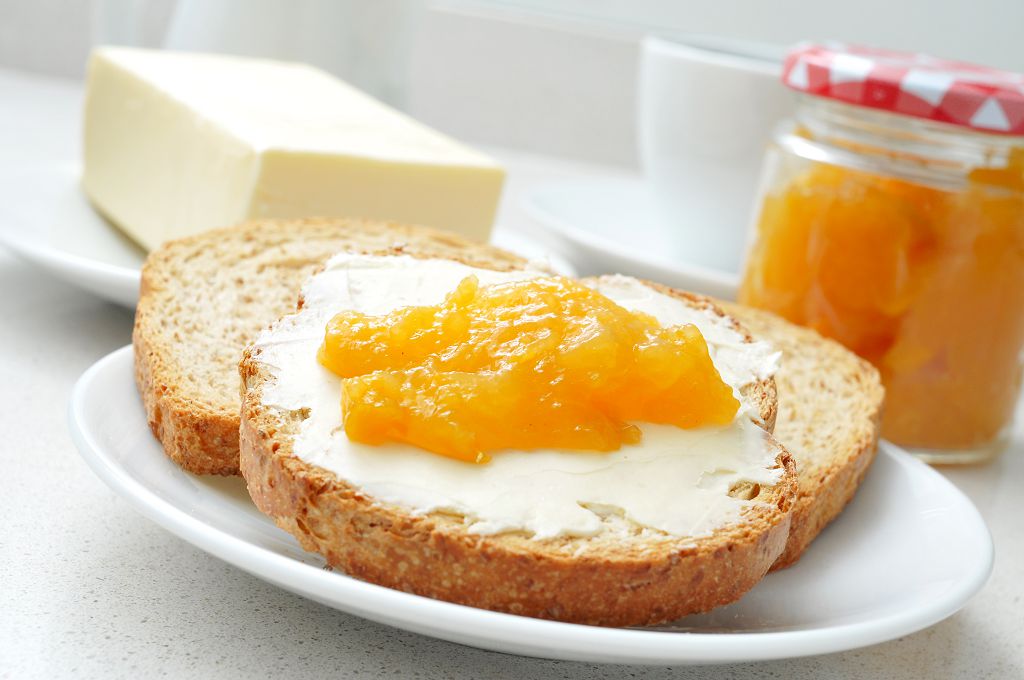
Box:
[1,68,1022,680]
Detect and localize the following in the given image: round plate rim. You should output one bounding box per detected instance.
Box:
[67,345,994,665]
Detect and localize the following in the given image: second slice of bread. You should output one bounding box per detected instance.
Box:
[723,304,884,569]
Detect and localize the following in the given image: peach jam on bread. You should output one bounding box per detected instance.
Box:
[318,275,738,462]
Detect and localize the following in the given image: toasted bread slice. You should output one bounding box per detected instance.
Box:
[134,218,881,577]
[132,218,527,476]
[722,304,884,570]
[239,257,796,626]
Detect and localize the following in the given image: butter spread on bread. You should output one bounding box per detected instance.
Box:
[248,254,784,540]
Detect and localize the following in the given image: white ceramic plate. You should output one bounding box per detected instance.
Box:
[68,346,993,665]
[524,177,741,300]
[0,162,575,308]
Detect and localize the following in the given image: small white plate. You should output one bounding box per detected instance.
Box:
[524,177,741,300]
[0,163,143,307]
[69,346,993,665]
[0,162,575,308]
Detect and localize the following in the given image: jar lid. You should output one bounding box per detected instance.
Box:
[782,42,1024,135]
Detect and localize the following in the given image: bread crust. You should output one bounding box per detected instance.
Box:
[722,304,884,570]
[239,268,796,626]
[770,434,876,570]
[132,218,527,476]
[134,326,242,475]
[240,412,793,626]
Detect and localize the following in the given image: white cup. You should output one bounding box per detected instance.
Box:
[638,36,796,273]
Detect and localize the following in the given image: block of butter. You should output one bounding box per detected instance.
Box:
[82,47,504,250]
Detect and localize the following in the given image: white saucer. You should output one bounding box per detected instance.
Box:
[0,162,575,308]
[69,345,994,665]
[524,177,741,300]
[0,163,143,307]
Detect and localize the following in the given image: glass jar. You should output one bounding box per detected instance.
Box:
[739,57,1024,463]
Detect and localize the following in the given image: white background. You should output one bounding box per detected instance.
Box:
[3,0,1023,165]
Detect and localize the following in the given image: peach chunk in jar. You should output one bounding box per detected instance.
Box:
[740,159,1024,449]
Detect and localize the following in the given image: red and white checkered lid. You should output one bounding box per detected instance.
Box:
[782,42,1024,136]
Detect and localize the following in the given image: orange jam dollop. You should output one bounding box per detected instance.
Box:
[740,155,1024,449]
[318,275,739,463]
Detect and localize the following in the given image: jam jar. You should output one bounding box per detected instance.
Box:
[739,43,1024,463]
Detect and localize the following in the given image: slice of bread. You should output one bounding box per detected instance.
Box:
[722,304,884,570]
[133,218,527,476]
[134,217,883,584]
[239,258,796,627]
